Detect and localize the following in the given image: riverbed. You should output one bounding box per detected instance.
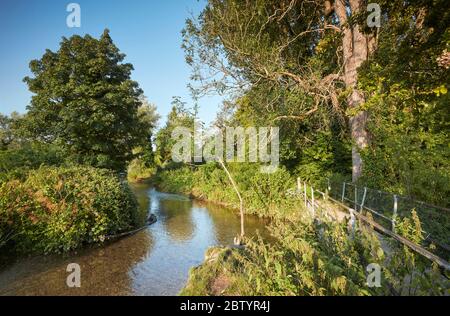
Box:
[0,183,268,295]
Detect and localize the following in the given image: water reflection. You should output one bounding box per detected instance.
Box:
[0,231,153,295]
[0,184,268,296]
[157,194,196,242]
[199,201,271,244]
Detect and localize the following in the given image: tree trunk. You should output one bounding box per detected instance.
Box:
[335,0,373,182]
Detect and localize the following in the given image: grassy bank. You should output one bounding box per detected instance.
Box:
[180,213,447,296]
[152,164,448,296]
[153,163,299,219]
[127,158,156,183]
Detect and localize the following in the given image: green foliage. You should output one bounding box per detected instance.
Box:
[154,97,195,166]
[357,3,450,206]
[161,1,450,295]
[127,157,156,183]
[0,111,27,150]
[22,30,146,171]
[155,163,299,218]
[183,0,450,209]
[181,211,448,296]
[384,211,448,295]
[154,166,194,195]
[0,142,64,183]
[0,113,14,150]
[136,96,160,167]
[183,0,352,182]
[0,165,141,254]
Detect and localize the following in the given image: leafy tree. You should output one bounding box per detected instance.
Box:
[0,112,23,150]
[358,0,450,205]
[183,0,449,202]
[136,95,160,167]
[23,29,145,171]
[183,0,377,181]
[155,97,195,166]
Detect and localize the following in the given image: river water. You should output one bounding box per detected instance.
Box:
[0,184,268,295]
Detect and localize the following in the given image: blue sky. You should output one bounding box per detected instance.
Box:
[0,0,223,126]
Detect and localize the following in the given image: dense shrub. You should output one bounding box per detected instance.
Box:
[0,143,64,183]
[0,165,142,254]
[127,158,156,183]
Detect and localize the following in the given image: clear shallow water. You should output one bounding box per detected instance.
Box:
[0,184,268,295]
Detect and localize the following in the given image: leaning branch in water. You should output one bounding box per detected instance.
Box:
[218,159,245,241]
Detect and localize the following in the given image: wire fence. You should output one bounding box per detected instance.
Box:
[294,178,450,271]
[324,178,450,253]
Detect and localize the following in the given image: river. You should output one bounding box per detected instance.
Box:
[0,183,269,295]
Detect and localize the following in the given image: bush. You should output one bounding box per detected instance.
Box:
[0,143,64,183]
[0,165,142,254]
[127,158,156,183]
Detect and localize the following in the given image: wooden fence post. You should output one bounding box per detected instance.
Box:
[360,187,367,212]
[304,182,307,207]
[349,208,356,235]
[392,195,398,233]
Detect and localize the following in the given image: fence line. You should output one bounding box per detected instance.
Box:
[296,178,450,271]
[324,179,450,252]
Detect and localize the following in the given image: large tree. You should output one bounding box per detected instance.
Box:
[183,0,384,181]
[23,29,145,171]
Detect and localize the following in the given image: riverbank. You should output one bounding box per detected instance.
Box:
[0,185,269,295]
[153,165,448,296]
[0,165,144,255]
[152,163,301,219]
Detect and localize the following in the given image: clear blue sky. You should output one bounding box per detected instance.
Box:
[0,0,223,126]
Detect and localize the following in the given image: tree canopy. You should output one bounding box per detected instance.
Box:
[23,29,146,171]
[182,0,449,205]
